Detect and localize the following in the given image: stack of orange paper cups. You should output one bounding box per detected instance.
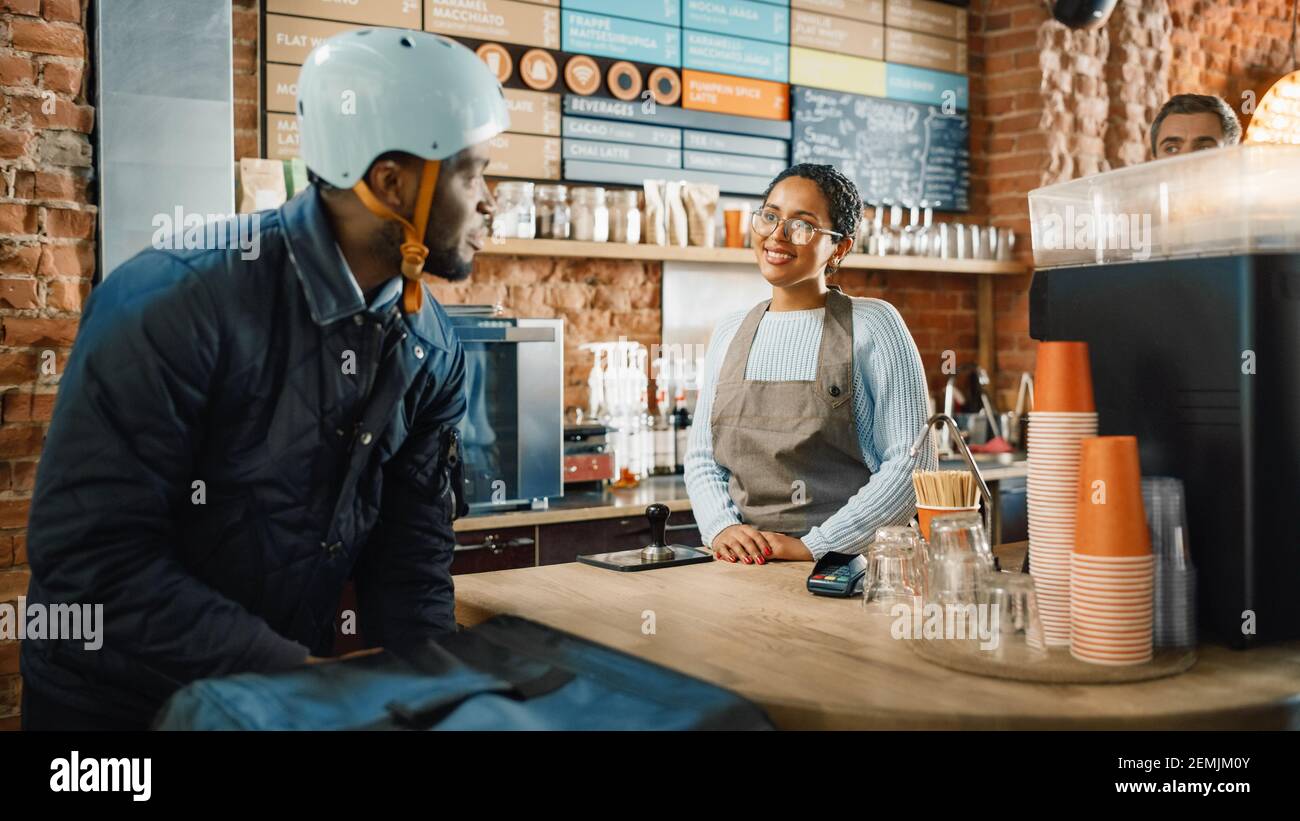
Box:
[1026,341,1098,646]
[1070,436,1154,665]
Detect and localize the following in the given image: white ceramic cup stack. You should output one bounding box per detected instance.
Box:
[1026,411,1098,646]
[1069,553,1154,665]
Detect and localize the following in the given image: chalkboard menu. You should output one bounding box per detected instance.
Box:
[790,85,968,212]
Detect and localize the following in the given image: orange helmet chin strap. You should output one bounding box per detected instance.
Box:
[351,159,441,314]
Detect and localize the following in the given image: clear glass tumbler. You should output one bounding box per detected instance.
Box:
[863,528,923,616]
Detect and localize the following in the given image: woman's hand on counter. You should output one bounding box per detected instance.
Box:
[759,532,814,561]
[712,526,813,564]
[713,524,775,564]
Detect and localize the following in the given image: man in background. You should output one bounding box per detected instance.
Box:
[1149,93,1242,158]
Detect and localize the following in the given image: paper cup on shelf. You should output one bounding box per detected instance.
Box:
[1069,551,1154,665]
[1074,436,1152,558]
[1025,407,1100,647]
[1033,341,1096,412]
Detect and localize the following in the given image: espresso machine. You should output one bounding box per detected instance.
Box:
[1027,145,1300,646]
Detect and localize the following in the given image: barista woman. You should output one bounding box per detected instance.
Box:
[685,164,937,564]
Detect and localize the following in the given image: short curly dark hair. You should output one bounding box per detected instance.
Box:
[762,163,862,240]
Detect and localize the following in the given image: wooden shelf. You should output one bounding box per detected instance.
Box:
[479,238,1027,275]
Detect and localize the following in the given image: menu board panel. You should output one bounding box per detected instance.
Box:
[682,69,789,120]
[683,149,786,177]
[789,46,885,97]
[686,30,785,83]
[885,27,967,73]
[885,63,968,109]
[790,9,882,60]
[562,116,683,148]
[265,15,360,64]
[561,0,679,26]
[564,159,770,195]
[564,93,792,139]
[503,88,562,136]
[562,138,682,169]
[885,0,966,40]
[790,0,883,24]
[266,112,301,160]
[487,131,562,179]
[265,63,300,114]
[424,0,560,49]
[682,128,788,158]
[682,0,790,45]
[561,10,681,65]
[683,30,788,83]
[266,0,421,27]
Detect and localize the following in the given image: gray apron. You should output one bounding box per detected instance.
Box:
[710,286,873,536]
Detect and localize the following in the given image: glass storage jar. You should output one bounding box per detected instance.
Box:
[608,189,641,244]
[491,181,536,240]
[535,184,570,240]
[571,187,609,242]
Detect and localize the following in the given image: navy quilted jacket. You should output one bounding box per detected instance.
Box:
[20,187,467,724]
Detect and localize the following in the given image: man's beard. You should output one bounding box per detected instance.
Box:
[424,245,473,282]
[370,222,473,283]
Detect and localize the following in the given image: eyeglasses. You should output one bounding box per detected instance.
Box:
[751,209,843,246]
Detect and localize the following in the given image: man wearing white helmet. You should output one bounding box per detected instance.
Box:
[21,30,509,729]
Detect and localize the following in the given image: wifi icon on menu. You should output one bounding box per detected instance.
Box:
[565,55,600,96]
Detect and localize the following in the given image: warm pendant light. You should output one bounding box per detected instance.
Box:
[1245,70,1300,145]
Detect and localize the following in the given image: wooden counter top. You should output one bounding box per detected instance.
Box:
[453,558,1300,730]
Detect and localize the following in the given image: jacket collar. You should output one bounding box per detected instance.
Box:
[279,186,366,326]
[277,185,453,353]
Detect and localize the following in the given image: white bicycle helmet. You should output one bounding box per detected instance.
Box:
[297,29,510,311]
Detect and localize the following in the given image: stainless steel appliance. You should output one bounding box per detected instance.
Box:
[448,311,563,511]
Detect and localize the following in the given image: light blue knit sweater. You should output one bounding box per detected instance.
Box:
[685,296,938,559]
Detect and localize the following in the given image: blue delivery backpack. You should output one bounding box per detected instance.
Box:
[153,615,775,730]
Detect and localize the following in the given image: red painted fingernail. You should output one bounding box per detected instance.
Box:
[764,547,772,556]
[743,557,752,564]
[757,556,765,565]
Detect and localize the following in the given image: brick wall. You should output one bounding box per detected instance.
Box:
[426,256,662,414]
[233,0,260,162]
[1168,0,1296,122]
[0,0,93,731]
[975,0,1049,405]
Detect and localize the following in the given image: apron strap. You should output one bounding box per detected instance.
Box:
[816,287,856,402]
[717,298,771,385]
